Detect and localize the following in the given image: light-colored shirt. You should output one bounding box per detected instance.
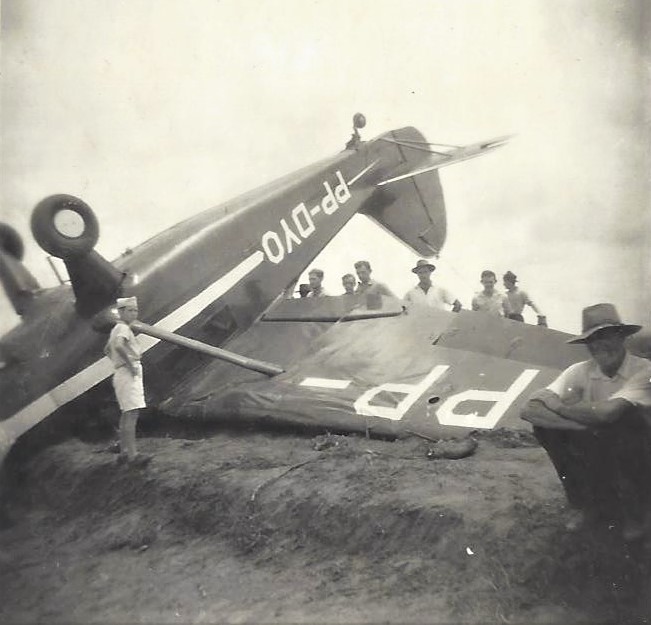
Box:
[471,291,512,317]
[307,287,328,297]
[506,287,542,316]
[404,284,456,310]
[547,353,651,408]
[355,280,394,297]
[105,321,141,369]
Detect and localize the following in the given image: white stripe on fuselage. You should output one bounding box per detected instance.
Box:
[300,377,351,389]
[1,251,264,445]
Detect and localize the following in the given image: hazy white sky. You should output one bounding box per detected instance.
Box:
[1,0,649,335]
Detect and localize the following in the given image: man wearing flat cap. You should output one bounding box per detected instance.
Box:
[105,296,150,467]
[404,259,461,312]
[521,303,651,540]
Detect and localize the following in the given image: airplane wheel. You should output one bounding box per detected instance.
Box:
[0,223,25,260]
[31,194,99,259]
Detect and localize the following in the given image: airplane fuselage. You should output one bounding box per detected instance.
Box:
[0,129,416,450]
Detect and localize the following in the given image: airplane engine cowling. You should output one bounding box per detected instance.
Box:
[0,223,25,260]
[0,224,41,316]
[31,194,99,259]
[31,195,124,318]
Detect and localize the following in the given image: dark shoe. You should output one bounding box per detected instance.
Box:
[117,453,152,468]
[106,441,121,454]
[95,441,121,455]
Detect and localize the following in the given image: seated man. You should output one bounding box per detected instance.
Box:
[521,303,651,541]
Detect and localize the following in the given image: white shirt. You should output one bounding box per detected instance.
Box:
[105,321,141,369]
[547,353,651,407]
[472,291,511,317]
[404,284,456,310]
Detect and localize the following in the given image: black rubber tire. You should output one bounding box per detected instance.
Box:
[31,194,99,259]
[0,223,25,260]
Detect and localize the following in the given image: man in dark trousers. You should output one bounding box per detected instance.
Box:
[521,303,651,541]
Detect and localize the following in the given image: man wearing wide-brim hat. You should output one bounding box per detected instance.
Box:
[521,303,651,541]
[403,259,462,312]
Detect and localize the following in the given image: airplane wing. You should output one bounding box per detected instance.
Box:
[159,299,586,440]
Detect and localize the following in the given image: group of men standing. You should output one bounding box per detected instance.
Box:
[300,258,547,327]
[408,262,546,326]
[300,260,394,299]
[471,269,546,326]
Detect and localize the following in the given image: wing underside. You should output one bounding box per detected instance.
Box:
[159,298,585,439]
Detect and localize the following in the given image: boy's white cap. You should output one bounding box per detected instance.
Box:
[116,296,138,309]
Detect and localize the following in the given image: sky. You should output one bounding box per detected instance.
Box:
[1,0,649,336]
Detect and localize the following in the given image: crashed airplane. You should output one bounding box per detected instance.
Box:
[3,115,640,464]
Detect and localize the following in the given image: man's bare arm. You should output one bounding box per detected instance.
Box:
[115,337,138,376]
[521,398,587,431]
[537,392,630,426]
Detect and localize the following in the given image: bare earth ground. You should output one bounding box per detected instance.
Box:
[1,425,650,624]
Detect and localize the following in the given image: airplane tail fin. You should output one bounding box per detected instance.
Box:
[360,127,447,257]
[360,128,509,257]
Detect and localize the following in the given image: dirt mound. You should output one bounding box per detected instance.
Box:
[1,430,650,623]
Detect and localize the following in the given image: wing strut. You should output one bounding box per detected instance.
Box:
[377,135,512,186]
[131,320,285,377]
